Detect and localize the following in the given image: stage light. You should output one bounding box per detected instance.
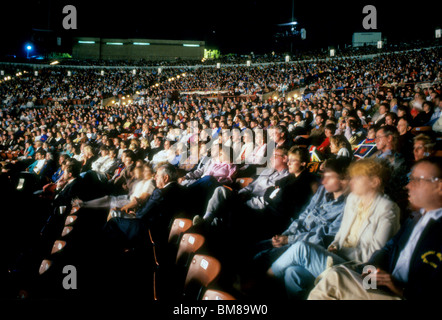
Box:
[25,44,33,59]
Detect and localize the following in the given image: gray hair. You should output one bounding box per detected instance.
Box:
[157,163,178,182]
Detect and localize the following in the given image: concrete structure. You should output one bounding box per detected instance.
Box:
[72,37,205,61]
[352,32,383,47]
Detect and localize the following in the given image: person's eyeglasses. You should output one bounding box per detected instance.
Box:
[408,175,440,184]
[375,135,387,140]
[272,153,284,158]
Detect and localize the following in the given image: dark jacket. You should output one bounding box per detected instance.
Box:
[106,182,189,251]
[52,177,83,208]
[368,213,442,300]
[136,182,188,244]
[264,169,317,232]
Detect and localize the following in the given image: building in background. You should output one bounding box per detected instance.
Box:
[352,32,383,47]
[72,37,205,61]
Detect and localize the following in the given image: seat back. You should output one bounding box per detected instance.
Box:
[39,259,52,275]
[235,177,253,189]
[411,126,432,135]
[184,254,221,292]
[202,289,236,300]
[168,218,193,244]
[51,240,67,255]
[176,233,205,265]
[65,215,78,226]
[61,226,73,237]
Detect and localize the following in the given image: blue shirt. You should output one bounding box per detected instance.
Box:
[282,185,348,248]
[26,145,35,158]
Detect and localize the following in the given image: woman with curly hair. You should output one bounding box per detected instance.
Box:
[329,134,352,159]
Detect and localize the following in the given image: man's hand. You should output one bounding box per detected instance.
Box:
[272,235,288,248]
[328,244,338,253]
[373,269,404,298]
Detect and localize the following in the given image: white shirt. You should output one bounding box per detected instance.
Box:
[130,179,155,201]
[91,155,109,172]
[392,208,442,283]
[33,159,46,174]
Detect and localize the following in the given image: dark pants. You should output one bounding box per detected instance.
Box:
[186,176,221,216]
[103,217,150,251]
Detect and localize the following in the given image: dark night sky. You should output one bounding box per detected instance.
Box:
[0,0,440,57]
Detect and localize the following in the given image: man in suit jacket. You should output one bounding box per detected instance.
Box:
[308,157,442,300]
[52,160,84,209]
[104,163,188,252]
[39,160,84,248]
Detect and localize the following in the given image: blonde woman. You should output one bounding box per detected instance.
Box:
[80,145,97,173]
[267,159,400,299]
[329,134,352,159]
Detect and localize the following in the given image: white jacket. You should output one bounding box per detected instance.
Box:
[330,192,400,263]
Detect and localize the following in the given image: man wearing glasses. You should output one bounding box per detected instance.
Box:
[371,125,409,222]
[192,146,289,230]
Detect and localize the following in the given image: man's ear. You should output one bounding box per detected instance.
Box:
[437,181,442,197]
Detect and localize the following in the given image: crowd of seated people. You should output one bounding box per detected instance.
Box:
[0,43,441,301]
